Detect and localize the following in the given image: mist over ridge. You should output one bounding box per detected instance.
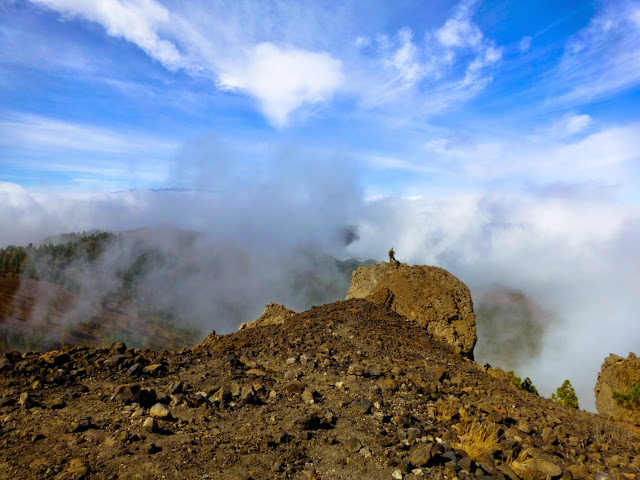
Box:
[2,176,640,412]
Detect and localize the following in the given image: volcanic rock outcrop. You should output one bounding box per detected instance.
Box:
[346,262,476,358]
[238,302,297,331]
[595,352,640,425]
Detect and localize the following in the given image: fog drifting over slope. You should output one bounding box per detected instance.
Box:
[2,148,640,411]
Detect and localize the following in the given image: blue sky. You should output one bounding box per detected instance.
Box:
[2,0,639,197]
[2,0,640,408]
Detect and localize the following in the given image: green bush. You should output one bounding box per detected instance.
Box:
[612,381,640,408]
[507,370,539,395]
[551,379,579,409]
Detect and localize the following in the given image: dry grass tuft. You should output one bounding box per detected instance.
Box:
[456,421,501,460]
[506,448,533,478]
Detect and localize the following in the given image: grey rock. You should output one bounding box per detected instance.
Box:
[352,399,372,414]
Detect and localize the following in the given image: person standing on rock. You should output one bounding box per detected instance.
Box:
[388,247,400,267]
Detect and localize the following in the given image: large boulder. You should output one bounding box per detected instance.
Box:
[595,352,640,424]
[346,262,476,358]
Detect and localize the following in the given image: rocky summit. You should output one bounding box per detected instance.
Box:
[0,264,639,480]
[346,262,476,358]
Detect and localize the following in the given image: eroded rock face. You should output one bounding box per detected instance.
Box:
[238,302,297,331]
[346,262,476,358]
[595,352,640,424]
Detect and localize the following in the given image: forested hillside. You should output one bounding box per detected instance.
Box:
[0,231,376,353]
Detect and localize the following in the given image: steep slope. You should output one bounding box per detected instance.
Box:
[1,299,638,479]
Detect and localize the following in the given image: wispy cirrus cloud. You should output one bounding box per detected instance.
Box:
[0,113,177,188]
[0,112,178,154]
[426,122,640,184]
[354,0,502,112]
[548,0,640,106]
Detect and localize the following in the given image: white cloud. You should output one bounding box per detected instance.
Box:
[563,114,592,135]
[26,0,344,126]
[384,28,422,84]
[354,1,503,114]
[23,0,504,123]
[29,0,185,69]
[548,113,593,139]
[436,15,483,48]
[217,42,343,127]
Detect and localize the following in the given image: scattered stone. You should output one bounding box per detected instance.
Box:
[66,458,88,475]
[69,417,92,433]
[19,392,34,409]
[238,302,296,331]
[343,437,362,453]
[0,397,16,407]
[209,387,231,405]
[240,385,256,403]
[145,442,160,454]
[408,443,440,467]
[142,416,158,432]
[377,378,398,391]
[531,458,563,478]
[0,358,12,372]
[110,342,126,354]
[103,354,125,368]
[149,403,171,419]
[143,364,167,375]
[111,384,157,406]
[285,381,306,394]
[352,399,372,414]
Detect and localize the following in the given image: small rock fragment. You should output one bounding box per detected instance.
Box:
[343,437,362,453]
[19,392,34,409]
[142,416,158,432]
[149,403,171,419]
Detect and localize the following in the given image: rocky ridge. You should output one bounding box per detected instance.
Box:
[0,264,639,479]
